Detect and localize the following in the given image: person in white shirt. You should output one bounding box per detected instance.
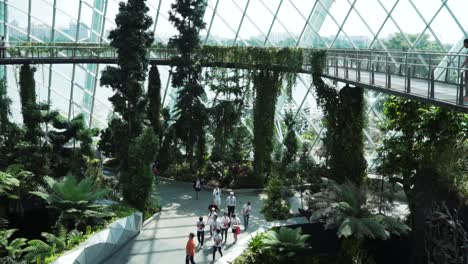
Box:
[220,212,231,243]
[194,177,201,200]
[226,192,237,217]
[212,185,221,206]
[212,229,223,262]
[230,214,241,244]
[242,201,252,230]
[196,216,205,246]
[209,213,220,237]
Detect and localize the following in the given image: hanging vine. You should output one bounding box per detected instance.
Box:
[310,51,366,186]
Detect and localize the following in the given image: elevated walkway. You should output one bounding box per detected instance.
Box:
[1,45,466,112]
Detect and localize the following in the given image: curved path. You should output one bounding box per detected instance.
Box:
[103,179,301,264]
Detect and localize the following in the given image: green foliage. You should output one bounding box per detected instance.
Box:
[207,68,248,163]
[314,81,366,186]
[253,70,282,185]
[296,143,321,194]
[308,181,410,240]
[261,175,290,221]
[0,80,12,136]
[281,111,300,175]
[121,128,158,211]
[262,227,310,261]
[0,229,27,260]
[31,175,111,229]
[98,117,127,160]
[22,232,66,263]
[147,64,161,135]
[19,64,42,145]
[201,45,303,93]
[425,202,468,264]
[0,171,20,199]
[100,0,154,156]
[169,0,208,173]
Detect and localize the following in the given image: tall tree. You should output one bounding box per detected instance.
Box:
[377,97,468,263]
[19,64,42,145]
[99,0,154,208]
[147,64,161,135]
[100,0,154,145]
[169,0,207,173]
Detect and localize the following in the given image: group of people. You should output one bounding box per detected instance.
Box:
[185,185,252,264]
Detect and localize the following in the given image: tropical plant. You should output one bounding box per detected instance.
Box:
[0,171,20,199]
[261,175,290,221]
[19,64,42,145]
[0,79,12,136]
[169,0,208,174]
[261,227,310,261]
[31,175,111,229]
[22,232,66,263]
[0,229,27,260]
[309,181,410,240]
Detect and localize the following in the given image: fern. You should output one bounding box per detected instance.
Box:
[309,181,410,240]
[0,229,27,260]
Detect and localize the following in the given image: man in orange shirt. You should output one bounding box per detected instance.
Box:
[185,233,196,264]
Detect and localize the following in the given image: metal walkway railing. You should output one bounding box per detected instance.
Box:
[0,45,466,112]
[323,49,468,112]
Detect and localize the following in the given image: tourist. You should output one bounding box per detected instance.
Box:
[185,233,196,264]
[226,192,237,217]
[209,212,220,237]
[194,177,201,200]
[151,160,160,184]
[212,229,223,262]
[212,185,221,207]
[242,201,252,230]
[220,212,230,243]
[462,38,468,101]
[207,201,219,214]
[196,216,205,247]
[230,213,241,244]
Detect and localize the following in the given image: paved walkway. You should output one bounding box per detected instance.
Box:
[103,179,302,264]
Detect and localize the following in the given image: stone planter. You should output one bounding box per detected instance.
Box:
[53,212,143,264]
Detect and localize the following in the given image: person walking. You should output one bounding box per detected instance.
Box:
[220,212,230,243]
[226,192,237,218]
[212,185,221,207]
[212,229,223,262]
[242,201,252,230]
[194,177,202,200]
[207,201,219,214]
[209,213,220,237]
[230,213,241,244]
[185,233,196,264]
[151,160,160,184]
[196,217,205,247]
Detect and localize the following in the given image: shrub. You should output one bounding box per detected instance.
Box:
[31,175,112,229]
[262,227,310,261]
[121,128,158,211]
[261,175,290,221]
